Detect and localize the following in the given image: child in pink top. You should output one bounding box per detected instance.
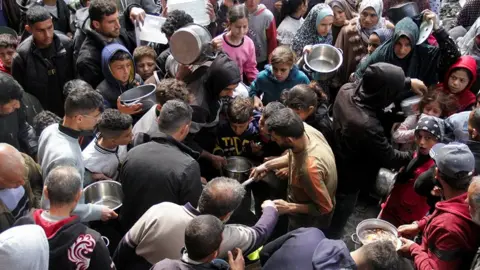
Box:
[220,5,258,84]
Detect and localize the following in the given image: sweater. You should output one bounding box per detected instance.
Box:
[249,64,310,105]
[246,4,277,63]
[38,124,103,222]
[220,33,258,84]
[277,16,304,46]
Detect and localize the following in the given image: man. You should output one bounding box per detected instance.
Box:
[151,215,245,270]
[76,0,139,88]
[251,108,337,230]
[16,166,115,269]
[0,73,37,156]
[261,228,403,270]
[398,142,480,270]
[467,177,480,270]
[38,82,117,222]
[12,6,74,117]
[330,63,422,238]
[113,177,278,269]
[0,143,42,232]
[120,100,203,231]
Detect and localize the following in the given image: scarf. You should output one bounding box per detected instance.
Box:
[458,17,480,57]
[356,0,386,43]
[326,0,356,20]
[292,3,334,55]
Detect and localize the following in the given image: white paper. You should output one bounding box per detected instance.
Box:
[167,0,210,26]
[135,15,168,45]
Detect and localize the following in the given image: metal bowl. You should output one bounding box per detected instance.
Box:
[119,84,156,112]
[352,218,401,249]
[372,168,397,199]
[387,2,419,25]
[303,44,343,81]
[400,95,422,116]
[223,156,253,183]
[170,24,216,65]
[83,180,124,211]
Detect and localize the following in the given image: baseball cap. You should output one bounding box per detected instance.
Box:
[429,142,475,179]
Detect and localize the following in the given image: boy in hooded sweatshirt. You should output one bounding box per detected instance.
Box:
[97,43,143,116]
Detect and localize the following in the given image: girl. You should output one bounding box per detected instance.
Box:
[277,0,307,46]
[359,28,393,65]
[326,0,356,43]
[392,89,456,149]
[380,115,443,227]
[220,5,259,84]
[249,46,310,109]
[291,3,334,56]
[283,82,334,146]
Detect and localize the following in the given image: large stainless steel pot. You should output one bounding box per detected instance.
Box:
[170,24,218,65]
[303,44,343,81]
[372,168,397,199]
[400,95,422,116]
[223,156,253,183]
[351,218,401,249]
[83,180,124,211]
[119,84,156,112]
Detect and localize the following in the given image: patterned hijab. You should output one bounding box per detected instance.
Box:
[326,0,357,20]
[458,17,480,57]
[356,0,387,43]
[292,4,334,55]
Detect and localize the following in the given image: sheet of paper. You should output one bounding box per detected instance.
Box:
[135,15,168,45]
[167,0,210,26]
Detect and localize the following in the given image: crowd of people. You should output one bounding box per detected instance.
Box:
[0,0,480,269]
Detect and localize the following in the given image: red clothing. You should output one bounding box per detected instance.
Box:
[380,153,434,227]
[32,209,78,238]
[439,55,478,112]
[0,59,10,75]
[409,193,480,270]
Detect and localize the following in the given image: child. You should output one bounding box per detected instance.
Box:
[32,110,61,137]
[249,46,310,109]
[392,89,456,149]
[220,5,258,84]
[133,46,157,81]
[244,0,278,70]
[0,34,18,74]
[283,82,334,147]
[82,109,133,181]
[277,0,307,46]
[213,96,261,159]
[97,43,143,115]
[379,115,443,227]
[291,3,334,56]
[439,55,478,113]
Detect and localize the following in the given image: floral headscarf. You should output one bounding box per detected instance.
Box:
[292,4,334,55]
[356,0,387,43]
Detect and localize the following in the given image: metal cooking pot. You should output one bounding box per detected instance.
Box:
[303,44,343,81]
[372,168,397,199]
[83,180,124,211]
[400,95,422,116]
[170,24,218,65]
[119,84,156,112]
[351,218,401,249]
[222,156,253,183]
[387,2,419,25]
[165,54,179,77]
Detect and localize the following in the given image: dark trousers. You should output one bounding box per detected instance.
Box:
[324,191,359,239]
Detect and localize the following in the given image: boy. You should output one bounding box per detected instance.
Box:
[97,43,143,115]
[82,109,133,181]
[213,96,262,159]
[0,34,17,74]
[133,46,157,81]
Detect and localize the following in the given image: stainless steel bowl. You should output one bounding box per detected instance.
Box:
[303,44,343,81]
[400,95,422,116]
[372,168,397,199]
[352,218,401,249]
[119,84,156,112]
[223,156,253,183]
[83,180,124,211]
[170,24,217,65]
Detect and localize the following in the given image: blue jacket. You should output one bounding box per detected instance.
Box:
[249,64,310,105]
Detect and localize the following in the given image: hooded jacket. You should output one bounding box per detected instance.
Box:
[0,59,10,74]
[16,209,114,270]
[440,55,478,112]
[333,63,412,193]
[97,43,142,109]
[410,193,480,270]
[249,64,310,105]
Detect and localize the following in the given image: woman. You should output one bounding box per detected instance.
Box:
[326,0,357,43]
[355,15,460,88]
[458,17,480,58]
[291,3,335,56]
[334,0,392,85]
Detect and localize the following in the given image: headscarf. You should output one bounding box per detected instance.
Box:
[356,0,387,43]
[373,28,394,43]
[292,4,334,55]
[458,17,480,57]
[326,0,356,20]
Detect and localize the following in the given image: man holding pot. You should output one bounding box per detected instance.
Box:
[250,108,337,231]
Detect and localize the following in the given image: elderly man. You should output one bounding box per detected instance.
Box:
[467,177,480,270]
[251,108,337,231]
[0,143,42,232]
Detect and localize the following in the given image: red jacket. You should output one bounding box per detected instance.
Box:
[409,193,480,270]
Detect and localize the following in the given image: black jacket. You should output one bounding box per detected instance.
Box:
[119,132,202,232]
[12,33,74,117]
[332,63,411,193]
[151,258,229,270]
[2,0,21,32]
[305,103,334,148]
